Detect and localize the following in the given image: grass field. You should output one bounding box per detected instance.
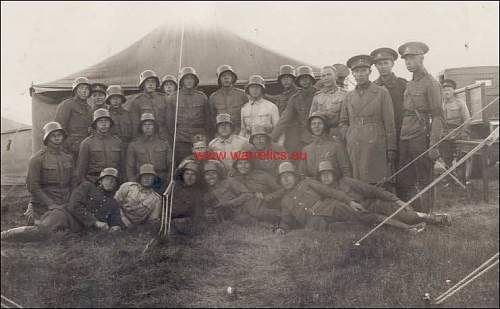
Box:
[1,179,499,308]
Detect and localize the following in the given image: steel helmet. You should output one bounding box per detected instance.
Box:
[332,64,350,78]
[92,108,114,128]
[249,125,271,146]
[139,70,160,89]
[140,113,156,123]
[216,113,233,126]
[105,85,126,104]
[318,160,335,173]
[72,77,91,94]
[278,161,297,177]
[179,159,200,173]
[307,111,328,134]
[160,74,178,90]
[278,65,296,81]
[179,67,199,88]
[216,64,238,86]
[139,163,157,177]
[98,167,119,181]
[42,122,66,145]
[203,160,224,176]
[295,65,316,87]
[245,75,266,94]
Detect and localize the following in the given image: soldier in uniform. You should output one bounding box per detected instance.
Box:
[54,76,93,161]
[209,64,248,134]
[106,85,133,150]
[77,108,124,184]
[240,75,279,140]
[24,122,75,225]
[249,125,286,176]
[440,79,471,183]
[2,168,124,242]
[333,63,350,90]
[115,164,162,228]
[270,66,317,157]
[309,66,348,138]
[397,41,444,213]
[128,70,165,139]
[209,113,252,174]
[317,160,451,233]
[89,83,108,112]
[339,55,397,185]
[126,113,172,193]
[160,74,178,97]
[299,112,352,178]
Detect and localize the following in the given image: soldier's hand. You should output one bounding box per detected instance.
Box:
[95,221,109,231]
[24,203,34,225]
[274,227,286,235]
[349,201,367,213]
[109,226,122,233]
[255,192,265,200]
[428,148,440,161]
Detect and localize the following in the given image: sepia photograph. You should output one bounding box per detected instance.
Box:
[1,1,499,307]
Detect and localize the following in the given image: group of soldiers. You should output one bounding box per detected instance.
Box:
[3,40,472,242]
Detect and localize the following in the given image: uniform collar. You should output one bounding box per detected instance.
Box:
[249,97,263,105]
[301,86,316,95]
[109,106,123,113]
[220,86,234,93]
[375,73,396,85]
[217,135,234,143]
[355,81,371,90]
[282,85,297,94]
[412,68,428,81]
[181,88,195,94]
[45,144,62,154]
[320,83,338,93]
[95,131,110,139]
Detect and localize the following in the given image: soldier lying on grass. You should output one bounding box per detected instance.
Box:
[273,162,449,235]
[2,168,124,242]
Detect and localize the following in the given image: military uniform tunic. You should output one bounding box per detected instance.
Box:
[114,182,161,226]
[209,134,252,172]
[309,85,347,137]
[299,135,352,178]
[54,96,92,159]
[128,91,166,138]
[109,106,133,147]
[209,86,249,134]
[240,98,280,140]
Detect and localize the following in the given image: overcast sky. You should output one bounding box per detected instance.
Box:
[1,1,498,125]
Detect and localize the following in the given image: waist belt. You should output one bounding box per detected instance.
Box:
[352,117,382,125]
[403,110,429,117]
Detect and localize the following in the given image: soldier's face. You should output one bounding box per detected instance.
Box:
[109,96,123,108]
[375,59,394,76]
[352,67,371,85]
[140,174,155,188]
[96,118,111,134]
[163,82,177,94]
[280,172,296,190]
[235,160,251,175]
[403,55,423,72]
[182,76,196,89]
[220,72,235,87]
[298,76,313,88]
[100,176,118,192]
[204,170,219,187]
[310,118,325,136]
[443,87,454,100]
[248,85,263,99]
[183,169,198,186]
[321,68,337,87]
[280,75,294,88]
[48,130,65,146]
[92,92,106,106]
[193,144,208,154]
[217,123,233,137]
[142,121,155,136]
[320,171,335,185]
[144,79,157,93]
[252,134,269,150]
[76,85,90,99]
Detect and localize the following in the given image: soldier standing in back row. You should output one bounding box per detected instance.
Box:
[370,47,408,192]
[54,77,93,161]
[24,122,75,225]
[106,85,133,150]
[160,74,178,97]
[209,64,249,134]
[165,67,213,165]
[77,108,124,184]
[339,55,397,185]
[89,83,108,112]
[397,41,444,214]
[270,65,317,157]
[333,63,350,90]
[128,70,166,139]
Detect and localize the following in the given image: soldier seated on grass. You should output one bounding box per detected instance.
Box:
[114,164,162,229]
[316,160,452,233]
[2,168,125,242]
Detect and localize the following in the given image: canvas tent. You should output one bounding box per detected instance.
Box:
[1,117,32,185]
[30,19,319,153]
